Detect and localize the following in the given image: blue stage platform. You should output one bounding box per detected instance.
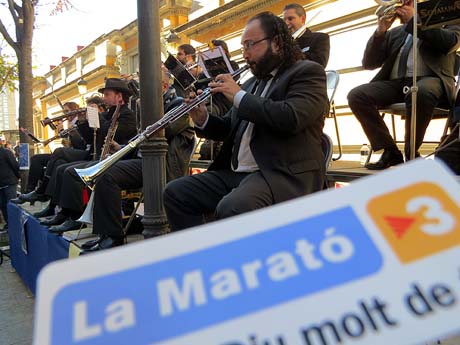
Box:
[7,203,72,293]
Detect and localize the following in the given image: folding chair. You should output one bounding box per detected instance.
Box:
[372,56,460,160]
[325,70,342,161]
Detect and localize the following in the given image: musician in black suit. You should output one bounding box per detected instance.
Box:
[11,102,87,206]
[348,0,460,170]
[81,68,195,253]
[27,97,107,218]
[43,79,137,232]
[283,3,330,68]
[164,11,329,231]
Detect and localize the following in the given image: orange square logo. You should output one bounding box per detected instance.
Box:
[368,182,460,263]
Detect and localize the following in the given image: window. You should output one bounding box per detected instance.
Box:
[82,48,95,66]
[129,54,139,74]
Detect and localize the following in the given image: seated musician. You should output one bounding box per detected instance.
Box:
[11,102,87,207]
[40,78,137,232]
[347,0,460,170]
[31,96,107,218]
[163,11,329,231]
[80,67,195,253]
[282,3,330,68]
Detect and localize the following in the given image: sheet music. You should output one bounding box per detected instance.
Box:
[198,46,233,78]
[87,106,100,129]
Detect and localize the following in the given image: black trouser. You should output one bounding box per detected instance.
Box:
[35,148,88,194]
[27,154,51,192]
[93,159,142,238]
[0,185,16,225]
[91,133,195,237]
[164,170,274,231]
[348,77,445,157]
[59,161,98,215]
[46,160,87,204]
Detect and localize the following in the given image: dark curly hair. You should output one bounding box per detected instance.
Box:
[248,11,303,71]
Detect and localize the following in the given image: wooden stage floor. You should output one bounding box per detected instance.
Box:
[326,159,374,185]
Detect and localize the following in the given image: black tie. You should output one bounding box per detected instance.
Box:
[231,78,269,170]
[397,35,413,79]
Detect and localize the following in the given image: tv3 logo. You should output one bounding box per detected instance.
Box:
[368,182,460,263]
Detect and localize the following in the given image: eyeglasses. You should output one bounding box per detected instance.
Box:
[241,37,271,53]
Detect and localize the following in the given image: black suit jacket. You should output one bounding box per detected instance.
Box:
[363,19,460,105]
[0,147,19,186]
[78,104,137,159]
[196,60,329,203]
[296,28,330,68]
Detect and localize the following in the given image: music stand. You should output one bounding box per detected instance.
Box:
[406,0,419,161]
[197,46,234,78]
[164,53,196,91]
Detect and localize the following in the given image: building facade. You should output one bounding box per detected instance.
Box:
[33,0,450,155]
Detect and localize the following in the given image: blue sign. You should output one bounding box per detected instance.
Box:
[18,143,29,170]
[48,206,382,344]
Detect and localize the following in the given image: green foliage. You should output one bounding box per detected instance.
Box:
[0,54,18,93]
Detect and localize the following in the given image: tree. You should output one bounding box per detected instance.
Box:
[0,0,73,141]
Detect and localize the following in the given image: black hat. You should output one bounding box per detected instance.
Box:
[98,78,132,96]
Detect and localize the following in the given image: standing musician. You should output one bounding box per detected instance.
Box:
[11,102,87,206]
[347,0,460,170]
[80,67,195,253]
[42,78,137,232]
[163,11,329,231]
[282,3,330,68]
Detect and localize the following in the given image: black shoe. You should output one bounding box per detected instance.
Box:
[10,197,26,205]
[81,237,104,250]
[49,218,84,234]
[0,224,7,235]
[17,191,49,204]
[40,212,67,226]
[80,236,124,254]
[365,149,404,170]
[33,205,55,218]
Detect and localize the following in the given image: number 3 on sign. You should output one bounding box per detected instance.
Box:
[406,196,455,236]
[367,182,460,263]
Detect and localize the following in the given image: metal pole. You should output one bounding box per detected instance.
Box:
[137,0,170,238]
[409,0,418,160]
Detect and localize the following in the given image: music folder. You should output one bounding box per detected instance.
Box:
[164,54,196,91]
[418,0,460,29]
[197,46,234,78]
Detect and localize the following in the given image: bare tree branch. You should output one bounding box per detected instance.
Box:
[0,19,17,51]
[7,0,20,27]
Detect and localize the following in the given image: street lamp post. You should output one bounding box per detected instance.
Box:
[77,77,88,106]
[137,0,169,238]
